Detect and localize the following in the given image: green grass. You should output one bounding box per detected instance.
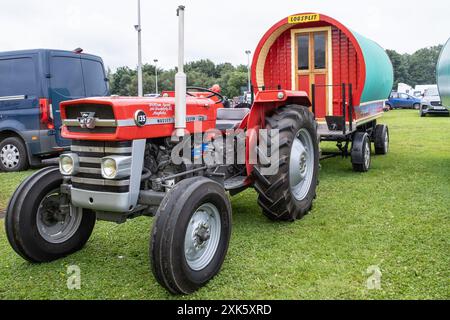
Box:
[0,110,449,299]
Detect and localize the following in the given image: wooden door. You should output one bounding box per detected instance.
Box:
[294,30,330,119]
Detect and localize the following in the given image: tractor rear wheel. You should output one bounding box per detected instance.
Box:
[150,177,232,294]
[253,105,319,222]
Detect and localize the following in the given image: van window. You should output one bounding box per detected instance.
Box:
[82,59,108,96]
[51,57,84,97]
[0,58,37,97]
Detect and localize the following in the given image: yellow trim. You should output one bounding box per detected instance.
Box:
[288,14,320,24]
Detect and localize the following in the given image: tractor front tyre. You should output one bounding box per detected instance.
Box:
[253,105,319,222]
[351,132,371,172]
[374,124,389,155]
[5,167,96,262]
[150,177,232,294]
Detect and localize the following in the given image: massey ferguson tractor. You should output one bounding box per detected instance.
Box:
[5,6,321,294]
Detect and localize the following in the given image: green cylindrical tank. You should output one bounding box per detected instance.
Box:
[437,38,450,107]
[353,31,394,104]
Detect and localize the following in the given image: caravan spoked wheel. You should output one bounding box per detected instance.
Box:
[151,177,232,294]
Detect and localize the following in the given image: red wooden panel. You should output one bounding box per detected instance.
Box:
[314,74,327,118]
[331,27,361,119]
[297,75,310,96]
[264,29,292,90]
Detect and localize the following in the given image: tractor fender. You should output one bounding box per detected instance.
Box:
[351,132,369,164]
[242,90,312,176]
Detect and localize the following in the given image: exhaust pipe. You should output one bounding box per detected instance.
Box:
[175,5,186,137]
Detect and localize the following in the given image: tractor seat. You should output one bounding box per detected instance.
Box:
[216,108,250,130]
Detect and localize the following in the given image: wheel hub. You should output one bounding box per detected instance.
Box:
[194,223,211,248]
[289,129,315,201]
[299,153,307,177]
[184,203,221,271]
[36,190,83,244]
[1,144,19,168]
[364,142,371,168]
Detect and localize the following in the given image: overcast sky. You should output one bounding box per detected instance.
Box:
[1,0,449,70]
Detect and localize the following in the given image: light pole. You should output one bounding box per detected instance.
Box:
[245,50,251,93]
[154,59,159,94]
[135,0,143,97]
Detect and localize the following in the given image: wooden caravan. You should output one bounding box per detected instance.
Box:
[251,13,394,126]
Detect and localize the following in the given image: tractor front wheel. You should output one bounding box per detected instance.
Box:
[150,177,232,294]
[253,105,319,222]
[5,167,96,262]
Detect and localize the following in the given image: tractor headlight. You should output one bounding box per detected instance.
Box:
[101,158,117,179]
[59,153,79,176]
[101,156,131,180]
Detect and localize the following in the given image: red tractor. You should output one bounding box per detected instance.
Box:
[4,6,319,294]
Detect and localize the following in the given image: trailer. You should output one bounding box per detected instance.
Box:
[251,13,394,171]
[437,38,450,108]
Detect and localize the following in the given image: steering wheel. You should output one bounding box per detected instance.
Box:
[186,86,225,104]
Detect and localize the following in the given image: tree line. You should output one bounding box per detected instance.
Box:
[107,45,443,97]
[386,45,443,88]
[108,59,248,98]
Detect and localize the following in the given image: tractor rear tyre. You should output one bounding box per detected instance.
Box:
[5,167,96,262]
[351,132,371,172]
[150,177,232,294]
[374,124,389,155]
[253,105,319,222]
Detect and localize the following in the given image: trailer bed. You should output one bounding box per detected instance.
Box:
[317,123,356,141]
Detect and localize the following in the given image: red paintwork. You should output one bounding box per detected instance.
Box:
[60,90,310,181]
[251,13,366,120]
[244,90,311,176]
[60,96,220,141]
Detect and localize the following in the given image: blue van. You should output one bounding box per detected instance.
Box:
[0,49,109,171]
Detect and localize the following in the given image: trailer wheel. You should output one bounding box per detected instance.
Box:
[0,136,29,172]
[374,124,389,155]
[150,177,232,294]
[351,132,371,172]
[5,167,96,262]
[253,105,319,222]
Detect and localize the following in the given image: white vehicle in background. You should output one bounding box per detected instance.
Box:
[414,84,437,97]
[420,87,449,117]
[397,83,414,95]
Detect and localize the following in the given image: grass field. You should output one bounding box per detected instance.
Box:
[0,110,449,300]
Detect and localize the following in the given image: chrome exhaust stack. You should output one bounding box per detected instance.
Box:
[175,5,187,137]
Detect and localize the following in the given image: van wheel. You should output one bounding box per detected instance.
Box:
[0,137,29,172]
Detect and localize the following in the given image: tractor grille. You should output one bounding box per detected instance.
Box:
[64,103,117,134]
[70,140,132,193]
